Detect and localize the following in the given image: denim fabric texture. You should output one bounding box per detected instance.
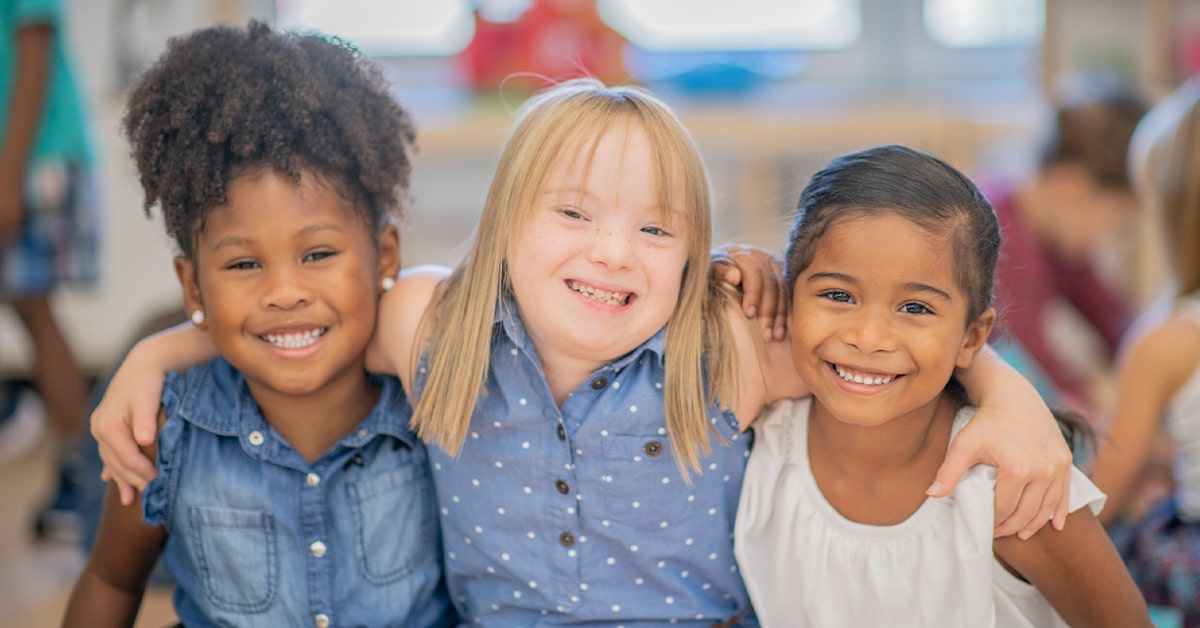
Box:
[143,358,455,628]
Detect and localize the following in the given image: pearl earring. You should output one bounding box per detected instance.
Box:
[381,277,396,292]
[190,310,205,326]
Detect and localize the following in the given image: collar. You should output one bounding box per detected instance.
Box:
[168,357,416,449]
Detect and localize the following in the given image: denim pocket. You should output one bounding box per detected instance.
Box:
[187,505,278,613]
[346,459,437,585]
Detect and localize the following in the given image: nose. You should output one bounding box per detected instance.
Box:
[587,226,635,270]
[843,306,896,354]
[260,265,312,311]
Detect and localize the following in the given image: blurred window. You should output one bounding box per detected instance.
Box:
[596,0,860,51]
[924,0,1044,48]
[274,0,475,56]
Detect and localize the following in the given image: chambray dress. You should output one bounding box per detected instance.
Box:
[143,358,455,628]
[417,298,756,626]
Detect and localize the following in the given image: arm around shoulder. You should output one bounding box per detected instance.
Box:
[368,264,449,394]
[91,323,218,499]
[724,300,809,432]
[941,343,1073,537]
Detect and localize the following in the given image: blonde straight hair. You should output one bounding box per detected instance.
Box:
[410,79,737,477]
[1138,79,1200,297]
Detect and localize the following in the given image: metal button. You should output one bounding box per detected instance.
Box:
[306,473,320,488]
[559,531,576,547]
[589,377,607,390]
[644,441,663,456]
[310,540,327,558]
[314,613,330,628]
[248,431,264,446]
[555,479,570,494]
[556,424,566,440]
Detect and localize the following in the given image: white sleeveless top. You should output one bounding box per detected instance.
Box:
[1165,297,1200,519]
[734,397,1106,628]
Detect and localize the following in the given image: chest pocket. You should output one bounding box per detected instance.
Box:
[188,505,278,613]
[344,457,437,585]
[599,434,697,531]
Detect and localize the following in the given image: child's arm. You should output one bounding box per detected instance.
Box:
[993,507,1152,627]
[91,323,216,504]
[63,416,169,627]
[93,267,448,503]
[366,264,448,391]
[1090,316,1199,525]
[940,345,1074,539]
[710,244,788,340]
[0,22,51,240]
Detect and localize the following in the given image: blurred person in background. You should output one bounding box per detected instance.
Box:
[984,86,1146,416]
[1,0,101,542]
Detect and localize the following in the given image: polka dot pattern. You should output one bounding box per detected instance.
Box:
[418,306,752,625]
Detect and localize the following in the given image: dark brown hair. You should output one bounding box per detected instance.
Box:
[1040,89,1147,191]
[122,20,416,256]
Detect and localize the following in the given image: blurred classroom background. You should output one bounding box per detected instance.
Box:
[2,0,1199,625]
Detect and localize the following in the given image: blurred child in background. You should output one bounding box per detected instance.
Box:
[986,88,1146,414]
[1,0,101,542]
[1090,77,1200,626]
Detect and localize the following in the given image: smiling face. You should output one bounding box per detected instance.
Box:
[789,212,993,428]
[176,168,397,403]
[505,122,690,374]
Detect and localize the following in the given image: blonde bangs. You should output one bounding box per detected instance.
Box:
[413,79,733,475]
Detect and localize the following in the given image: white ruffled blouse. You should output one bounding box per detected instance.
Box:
[734,397,1105,628]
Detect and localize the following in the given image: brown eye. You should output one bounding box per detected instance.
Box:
[899,302,932,315]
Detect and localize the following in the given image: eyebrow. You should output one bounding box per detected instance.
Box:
[208,221,346,253]
[541,185,594,200]
[806,271,953,301]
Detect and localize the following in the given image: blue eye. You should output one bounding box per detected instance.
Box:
[900,302,932,315]
[641,226,667,236]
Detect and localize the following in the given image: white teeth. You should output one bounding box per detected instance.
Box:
[834,364,893,386]
[568,280,629,306]
[263,328,326,349]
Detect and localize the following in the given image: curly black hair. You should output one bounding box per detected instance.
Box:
[122,20,416,257]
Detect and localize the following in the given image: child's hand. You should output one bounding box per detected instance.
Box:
[710,244,788,340]
[933,411,1071,539]
[934,344,1073,539]
[92,345,170,505]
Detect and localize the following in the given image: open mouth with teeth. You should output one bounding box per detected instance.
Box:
[831,362,898,386]
[567,280,631,307]
[261,328,327,349]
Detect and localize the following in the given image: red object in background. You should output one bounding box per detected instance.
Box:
[461,0,629,91]
[1181,28,1200,77]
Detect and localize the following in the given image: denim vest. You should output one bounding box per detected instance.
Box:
[143,358,455,627]
[416,298,756,626]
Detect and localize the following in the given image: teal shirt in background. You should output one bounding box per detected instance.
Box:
[1,0,92,165]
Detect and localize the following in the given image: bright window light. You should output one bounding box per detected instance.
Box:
[597,0,859,51]
[924,0,1044,48]
[275,0,475,56]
